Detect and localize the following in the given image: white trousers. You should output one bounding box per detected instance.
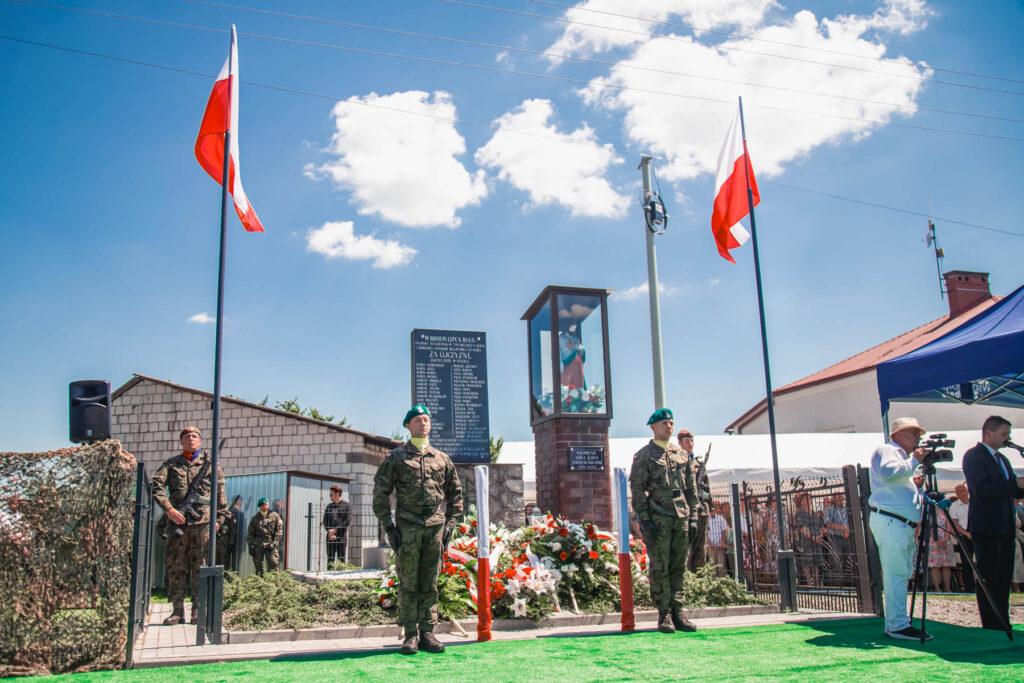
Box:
[869,513,916,632]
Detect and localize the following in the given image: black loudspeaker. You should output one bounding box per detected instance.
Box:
[70,379,111,443]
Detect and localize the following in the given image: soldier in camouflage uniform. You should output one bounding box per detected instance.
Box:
[247,497,283,575]
[152,426,228,625]
[630,409,699,634]
[215,498,238,570]
[372,404,463,655]
[680,429,711,572]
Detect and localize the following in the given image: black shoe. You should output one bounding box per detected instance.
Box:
[419,631,445,653]
[671,610,697,632]
[658,611,675,634]
[400,632,419,655]
[162,607,184,626]
[886,626,933,641]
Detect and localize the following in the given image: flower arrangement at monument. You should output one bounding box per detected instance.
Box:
[376,514,634,621]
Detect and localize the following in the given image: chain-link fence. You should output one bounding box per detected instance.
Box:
[0,440,137,676]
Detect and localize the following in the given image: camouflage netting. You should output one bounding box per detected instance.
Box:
[0,440,137,677]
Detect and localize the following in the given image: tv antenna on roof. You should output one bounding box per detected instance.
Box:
[924,196,946,300]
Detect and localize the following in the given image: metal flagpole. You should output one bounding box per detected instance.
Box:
[737,96,797,611]
[197,25,235,646]
[639,155,666,409]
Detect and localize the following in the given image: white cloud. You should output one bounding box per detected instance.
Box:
[311,91,487,228]
[579,6,932,182]
[189,313,215,324]
[612,281,679,301]
[475,99,629,218]
[547,0,779,58]
[306,221,417,269]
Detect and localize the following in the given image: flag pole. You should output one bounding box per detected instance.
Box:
[737,96,796,611]
[197,25,234,647]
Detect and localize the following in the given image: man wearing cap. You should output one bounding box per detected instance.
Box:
[868,417,930,640]
[630,409,699,634]
[323,484,350,568]
[247,497,283,576]
[152,426,228,625]
[679,429,711,571]
[372,404,463,655]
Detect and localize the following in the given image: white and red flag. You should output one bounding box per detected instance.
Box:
[195,25,264,233]
[711,109,758,262]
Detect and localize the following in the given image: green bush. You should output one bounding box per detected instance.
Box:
[628,563,765,611]
[222,572,390,631]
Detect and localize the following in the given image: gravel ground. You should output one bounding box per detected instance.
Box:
[910,596,1024,628]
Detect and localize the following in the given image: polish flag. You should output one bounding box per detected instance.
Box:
[711,109,758,262]
[195,26,264,233]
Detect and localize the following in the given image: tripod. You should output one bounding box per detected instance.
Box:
[909,467,1013,643]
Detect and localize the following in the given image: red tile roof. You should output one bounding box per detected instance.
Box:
[726,296,1001,432]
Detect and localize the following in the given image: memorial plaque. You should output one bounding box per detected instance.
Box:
[411,329,489,463]
[568,446,605,472]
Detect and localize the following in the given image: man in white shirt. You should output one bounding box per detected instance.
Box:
[707,502,730,570]
[868,417,929,641]
[948,483,973,592]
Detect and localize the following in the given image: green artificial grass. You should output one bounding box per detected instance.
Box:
[42,619,1024,682]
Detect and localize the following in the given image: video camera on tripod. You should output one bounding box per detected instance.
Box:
[917,433,955,474]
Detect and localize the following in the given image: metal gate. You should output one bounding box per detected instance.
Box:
[126,463,155,668]
[711,465,879,614]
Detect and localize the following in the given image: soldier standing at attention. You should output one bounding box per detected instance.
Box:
[630,409,699,634]
[152,426,228,625]
[372,404,463,655]
[247,497,284,575]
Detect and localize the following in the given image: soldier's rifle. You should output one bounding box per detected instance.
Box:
[170,457,212,538]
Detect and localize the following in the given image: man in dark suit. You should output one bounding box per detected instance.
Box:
[962,415,1024,630]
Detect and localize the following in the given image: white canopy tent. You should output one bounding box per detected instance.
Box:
[497,430,1023,502]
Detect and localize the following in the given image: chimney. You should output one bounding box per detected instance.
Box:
[943,270,991,317]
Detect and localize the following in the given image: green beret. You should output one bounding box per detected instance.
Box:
[403,404,431,426]
[647,408,674,425]
[258,497,268,506]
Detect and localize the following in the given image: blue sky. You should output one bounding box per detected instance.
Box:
[2,0,1022,452]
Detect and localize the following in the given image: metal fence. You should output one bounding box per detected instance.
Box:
[706,465,879,614]
[126,464,155,668]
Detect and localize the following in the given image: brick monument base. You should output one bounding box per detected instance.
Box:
[532,416,612,528]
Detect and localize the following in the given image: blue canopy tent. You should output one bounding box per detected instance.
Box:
[876,283,1024,423]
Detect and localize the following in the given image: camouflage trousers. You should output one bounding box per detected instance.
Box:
[166,523,210,607]
[395,520,444,634]
[648,514,689,612]
[687,515,709,572]
[250,544,280,575]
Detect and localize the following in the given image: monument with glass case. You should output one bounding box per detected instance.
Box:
[522,286,613,526]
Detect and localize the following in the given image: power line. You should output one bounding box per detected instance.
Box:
[3,33,1020,240]
[439,0,1024,97]
[526,0,1024,85]
[7,1,1023,142]
[179,0,1022,125]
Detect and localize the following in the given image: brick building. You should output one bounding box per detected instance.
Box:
[111,374,398,566]
[111,374,525,567]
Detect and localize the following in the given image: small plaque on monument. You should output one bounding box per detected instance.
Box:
[567,446,605,472]
[411,329,489,463]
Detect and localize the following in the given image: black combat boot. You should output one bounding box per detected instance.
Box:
[658,610,676,634]
[400,631,419,655]
[671,609,697,632]
[163,605,184,625]
[419,630,445,653]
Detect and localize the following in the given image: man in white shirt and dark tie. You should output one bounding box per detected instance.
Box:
[962,415,1024,631]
